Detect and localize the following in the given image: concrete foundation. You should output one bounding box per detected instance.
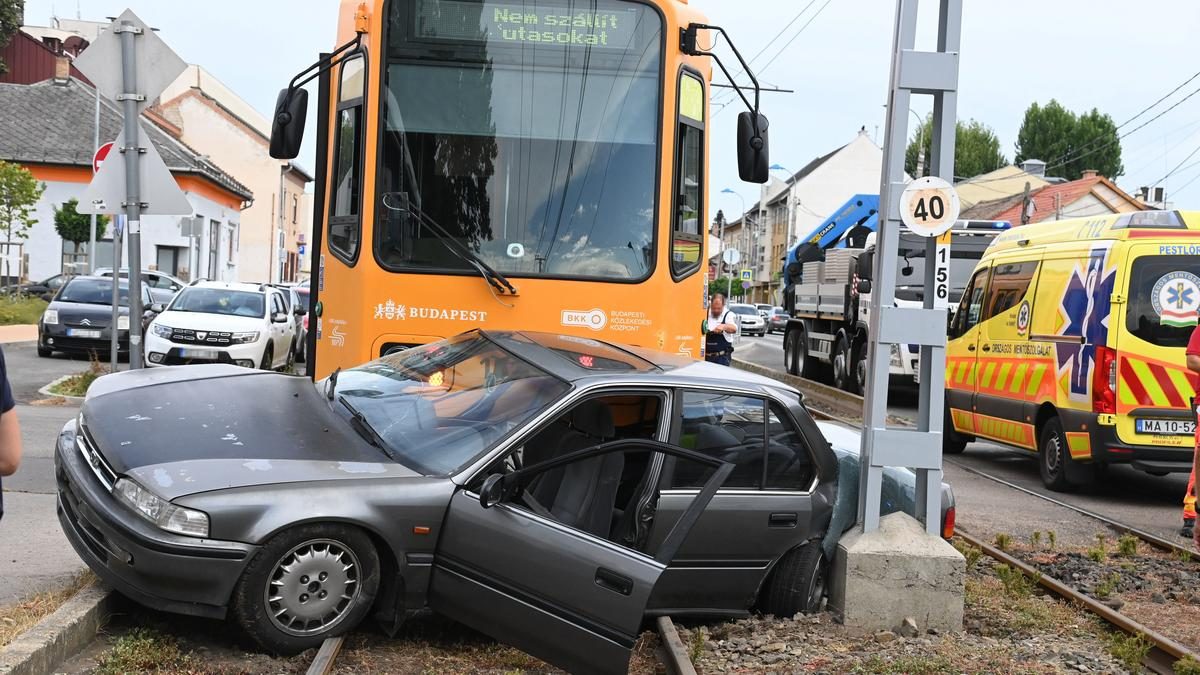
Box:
[828,512,964,634]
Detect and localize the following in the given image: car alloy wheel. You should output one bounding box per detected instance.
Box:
[265,539,361,637]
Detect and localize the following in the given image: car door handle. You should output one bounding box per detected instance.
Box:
[967,345,976,352]
[981,345,991,352]
[595,568,633,596]
[769,512,798,528]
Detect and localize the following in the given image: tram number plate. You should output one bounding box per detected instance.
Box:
[1136,418,1195,436]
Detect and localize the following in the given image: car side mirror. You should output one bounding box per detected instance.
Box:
[40,292,52,302]
[737,111,770,184]
[856,279,872,294]
[294,306,305,316]
[272,312,288,323]
[479,474,508,509]
[269,87,308,160]
[150,303,165,314]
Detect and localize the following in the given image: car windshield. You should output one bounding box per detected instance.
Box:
[293,289,310,312]
[170,289,266,318]
[730,306,758,316]
[329,333,568,475]
[59,278,129,306]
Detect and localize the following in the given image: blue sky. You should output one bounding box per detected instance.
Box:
[24,0,1200,216]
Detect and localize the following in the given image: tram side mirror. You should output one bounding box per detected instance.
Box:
[269,88,308,160]
[737,112,770,184]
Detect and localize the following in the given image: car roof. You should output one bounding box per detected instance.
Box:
[186,281,265,294]
[480,330,801,396]
[66,274,129,285]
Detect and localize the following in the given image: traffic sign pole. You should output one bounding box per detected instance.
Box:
[89,86,101,273]
[118,20,145,369]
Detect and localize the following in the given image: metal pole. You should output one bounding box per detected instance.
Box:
[89,84,99,273]
[109,220,122,370]
[118,21,144,369]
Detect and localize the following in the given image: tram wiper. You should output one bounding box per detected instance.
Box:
[381,192,518,296]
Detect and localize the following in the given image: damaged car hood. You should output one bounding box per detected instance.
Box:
[81,365,420,500]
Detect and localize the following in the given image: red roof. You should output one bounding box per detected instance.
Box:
[962,174,1146,224]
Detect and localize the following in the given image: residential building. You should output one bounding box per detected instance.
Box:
[0,78,252,281]
[0,28,89,85]
[156,66,313,284]
[961,170,1148,224]
[955,162,1051,210]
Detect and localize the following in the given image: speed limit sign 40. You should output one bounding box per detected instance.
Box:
[900,176,960,237]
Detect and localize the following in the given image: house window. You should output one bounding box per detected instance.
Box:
[292,194,299,224]
[208,219,220,279]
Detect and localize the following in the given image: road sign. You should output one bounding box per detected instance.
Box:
[92,141,114,173]
[78,123,192,216]
[722,248,741,265]
[741,281,751,289]
[933,230,951,309]
[740,269,753,281]
[72,9,187,114]
[299,244,307,256]
[900,176,960,237]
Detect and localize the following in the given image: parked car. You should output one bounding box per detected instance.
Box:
[767,307,790,334]
[55,330,953,672]
[143,282,296,370]
[755,303,774,318]
[267,283,306,362]
[19,273,71,301]
[292,284,311,362]
[37,276,156,359]
[729,303,767,337]
[96,268,185,305]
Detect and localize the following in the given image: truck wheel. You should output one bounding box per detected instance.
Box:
[785,328,801,376]
[832,335,853,392]
[791,325,819,379]
[760,543,826,617]
[853,340,867,395]
[1038,417,1074,492]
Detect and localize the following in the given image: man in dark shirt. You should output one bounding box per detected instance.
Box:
[0,346,20,522]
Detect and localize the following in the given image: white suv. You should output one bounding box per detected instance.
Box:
[145,282,296,370]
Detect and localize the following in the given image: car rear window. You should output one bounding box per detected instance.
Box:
[729,306,757,315]
[171,289,266,318]
[1126,255,1200,348]
[293,289,310,312]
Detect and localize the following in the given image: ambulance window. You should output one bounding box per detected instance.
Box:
[984,262,1038,320]
[951,269,989,337]
[1126,256,1200,348]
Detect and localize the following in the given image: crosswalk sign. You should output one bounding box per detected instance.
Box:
[740,269,752,281]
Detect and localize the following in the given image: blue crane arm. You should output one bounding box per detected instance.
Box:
[782,194,879,287]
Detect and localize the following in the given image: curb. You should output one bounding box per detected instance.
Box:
[36,376,85,405]
[656,616,698,675]
[0,583,113,675]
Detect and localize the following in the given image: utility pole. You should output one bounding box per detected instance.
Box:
[1021,181,1032,225]
[89,84,99,273]
[117,19,145,369]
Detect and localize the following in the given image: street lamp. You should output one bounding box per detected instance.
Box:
[720,188,745,296]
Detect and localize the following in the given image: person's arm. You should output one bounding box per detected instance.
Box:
[717,311,738,334]
[0,409,19,476]
[1188,354,1200,374]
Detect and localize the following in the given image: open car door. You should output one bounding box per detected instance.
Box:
[430,440,732,675]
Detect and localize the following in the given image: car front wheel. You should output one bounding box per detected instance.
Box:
[259,345,274,371]
[232,524,380,655]
[760,543,825,617]
[37,345,52,358]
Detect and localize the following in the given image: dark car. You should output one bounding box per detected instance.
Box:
[19,273,71,301]
[56,330,954,673]
[767,307,790,334]
[38,276,156,359]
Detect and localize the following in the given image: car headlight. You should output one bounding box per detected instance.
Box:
[114,478,210,537]
[151,323,173,339]
[231,331,260,344]
[117,315,130,331]
[42,309,58,325]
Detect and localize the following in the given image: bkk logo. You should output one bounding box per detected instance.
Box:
[373,300,488,323]
[561,309,608,332]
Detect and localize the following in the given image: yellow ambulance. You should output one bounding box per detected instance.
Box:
[944,210,1200,491]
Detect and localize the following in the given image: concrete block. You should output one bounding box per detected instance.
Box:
[0,583,113,675]
[828,511,964,634]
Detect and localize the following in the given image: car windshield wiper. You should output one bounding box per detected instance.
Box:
[325,367,341,400]
[381,192,517,296]
[338,395,395,461]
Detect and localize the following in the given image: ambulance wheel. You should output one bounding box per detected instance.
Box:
[943,407,967,455]
[1038,417,1073,492]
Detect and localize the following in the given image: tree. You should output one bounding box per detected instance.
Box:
[0,0,21,76]
[905,117,1006,180]
[54,198,108,255]
[1015,100,1123,180]
[0,160,43,243]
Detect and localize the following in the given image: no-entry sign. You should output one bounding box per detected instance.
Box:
[92,141,114,174]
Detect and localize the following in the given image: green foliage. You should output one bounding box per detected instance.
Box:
[904,116,1006,180]
[953,540,982,570]
[992,533,1012,551]
[1086,547,1106,564]
[688,627,706,664]
[0,0,21,75]
[1106,632,1151,672]
[1015,100,1124,180]
[95,628,191,675]
[1047,530,1057,550]
[1175,655,1200,675]
[54,199,108,246]
[0,160,44,243]
[1176,548,1194,563]
[994,564,1034,598]
[1030,531,1042,548]
[1094,573,1120,600]
[0,294,46,325]
[1117,534,1138,557]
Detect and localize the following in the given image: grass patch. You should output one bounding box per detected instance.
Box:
[1105,631,1151,672]
[1176,655,1200,675]
[852,654,955,674]
[48,358,108,397]
[1117,534,1138,557]
[0,572,94,647]
[95,628,193,675]
[965,575,1077,635]
[0,294,47,326]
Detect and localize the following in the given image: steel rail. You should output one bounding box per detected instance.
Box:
[306,636,345,675]
[957,529,1193,675]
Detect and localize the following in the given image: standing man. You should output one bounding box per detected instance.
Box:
[704,293,739,366]
[0,346,21,522]
[1186,323,1200,545]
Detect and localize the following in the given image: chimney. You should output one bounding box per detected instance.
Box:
[53,55,71,85]
[1081,169,1099,179]
[1019,159,1047,178]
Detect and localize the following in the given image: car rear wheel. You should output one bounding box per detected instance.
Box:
[260,345,274,371]
[943,407,967,454]
[232,524,380,655]
[760,543,825,617]
[285,343,296,371]
[1038,417,1073,492]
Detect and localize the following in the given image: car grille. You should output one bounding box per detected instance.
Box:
[52,336,126,353]
[77,420,118,491]
[168,328,234,346]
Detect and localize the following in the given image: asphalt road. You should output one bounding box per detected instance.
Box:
[1,343,94,605]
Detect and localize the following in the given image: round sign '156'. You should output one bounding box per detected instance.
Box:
[900,176,960,237]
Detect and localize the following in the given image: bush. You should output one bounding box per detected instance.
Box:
[0,293,46,325]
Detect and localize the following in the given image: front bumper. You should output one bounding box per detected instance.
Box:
[40,323,128,354]
[144,333,263,369]
[54,421,257,619]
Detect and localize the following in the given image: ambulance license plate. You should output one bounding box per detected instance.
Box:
[1136,419,1196,436]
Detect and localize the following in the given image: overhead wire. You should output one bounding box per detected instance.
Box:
[710,0,821,106]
